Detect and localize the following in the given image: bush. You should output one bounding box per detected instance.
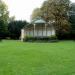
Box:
[48,35,57,40]
[23,35,58,42]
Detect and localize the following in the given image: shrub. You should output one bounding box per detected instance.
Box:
[23,35,58,42]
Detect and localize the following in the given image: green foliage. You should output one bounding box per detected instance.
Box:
[0,0,9,38]
[0,20,5,38]
[8,16,15,22]
[48,35,57,40]
[8,20,28,39]
[41,0,70,39]
[31,8,43,21]
[69,3,75,39]
[24,35,57,42]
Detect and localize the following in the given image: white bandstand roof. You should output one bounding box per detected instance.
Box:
[34,19,46,24]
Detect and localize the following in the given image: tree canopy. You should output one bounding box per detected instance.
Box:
[0,0,9,38]
[31,0,71,39]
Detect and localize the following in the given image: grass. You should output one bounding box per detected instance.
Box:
[0,40,75,75]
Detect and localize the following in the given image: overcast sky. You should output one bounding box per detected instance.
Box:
[3,0,75,22]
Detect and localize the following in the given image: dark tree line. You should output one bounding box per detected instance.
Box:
[0,19,28,39]
[8,20,28,39]
[69,3,75,39]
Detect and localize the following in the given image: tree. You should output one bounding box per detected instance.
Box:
[41,1,55,21]
[41,0,71,39]
[0,20,5,38]
[31,8,43,21]
[9,16,15,22]
[31,0,71,39]
[0,0,9,38]
[69,3,75,39]
[8,20,28,39]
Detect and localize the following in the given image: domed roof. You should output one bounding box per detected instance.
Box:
[31,17,46,24]
[34,19,46,24]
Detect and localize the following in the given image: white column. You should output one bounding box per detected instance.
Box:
[21,29,25,41]
[42,25,43,37]
[51,26,52,36]
[34,24,36,37]
[45,24,47,37]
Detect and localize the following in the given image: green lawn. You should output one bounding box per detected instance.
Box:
[0,40,75,75]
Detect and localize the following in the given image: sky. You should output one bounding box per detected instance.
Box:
[3,0,75,22]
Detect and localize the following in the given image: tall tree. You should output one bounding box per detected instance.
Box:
[31,0,71,39]
[0,0,9,38]
[41,0,71,39]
